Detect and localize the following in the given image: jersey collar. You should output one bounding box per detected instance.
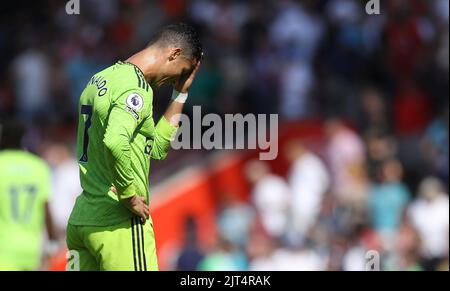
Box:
[119,61,147,80]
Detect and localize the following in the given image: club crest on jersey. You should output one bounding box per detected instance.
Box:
[126,93,143,111]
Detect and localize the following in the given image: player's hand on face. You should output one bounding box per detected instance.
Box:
[111,187,149,222]
[174,60,201,93]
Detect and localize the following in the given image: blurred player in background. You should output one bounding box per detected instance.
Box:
[0,120,57,270]
[66,23,202,271]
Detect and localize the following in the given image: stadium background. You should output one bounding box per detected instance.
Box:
[0,0,448,271]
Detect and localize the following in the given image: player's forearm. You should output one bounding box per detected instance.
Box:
[164,99,185,127]
[104,133,136,198]
[104,108,137,198]
[150,101,181,160]
[45,202,58,241]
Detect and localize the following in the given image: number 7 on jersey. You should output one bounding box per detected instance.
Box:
[79,104,93,162]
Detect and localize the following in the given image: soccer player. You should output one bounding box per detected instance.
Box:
[66,23,202,271]
[0,120,57,270]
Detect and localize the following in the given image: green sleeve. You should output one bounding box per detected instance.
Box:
[139,116,178,161]
[151,116,178,160]
[103,89,149,199]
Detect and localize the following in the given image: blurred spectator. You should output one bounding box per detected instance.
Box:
[41,142,81,235]
[421,107,449,184]
[216,194,254,249]
[326,0,362,27]
[368,160,411,251]
[384,0,426,83]
[385,223,424,271]
[245,160,290,240]
[198,237,247,271]
[247,231,278,271]
[393,81,431,136]
[342,228,381,271]
[175,217,204,271]
[365,131,398,181]
[408,177,449,269]
[358,87,391,135]
[284,140,330,245]
[325,0,366,81]
[269,1,324,63]
[279,60,315,119]
[11,45,51,122]
[248,228,327,271]
[268,246,327,271]
[242,34,279,115]
[325,118,367,203]
[270,1,324,119]
[324,118,370,238]
[342,242,366,271]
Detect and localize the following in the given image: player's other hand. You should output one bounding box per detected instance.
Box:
[111,187,149,222]
[174,60,201,93]
[121,195,150,222]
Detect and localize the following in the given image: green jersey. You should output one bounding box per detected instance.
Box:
[0,150,51,270]
[68,61,177,227]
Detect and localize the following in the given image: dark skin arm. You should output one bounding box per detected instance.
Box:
[45,202,57,241]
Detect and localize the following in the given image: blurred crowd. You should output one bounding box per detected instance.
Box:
[175,133,448,271]
[0,0,448,270]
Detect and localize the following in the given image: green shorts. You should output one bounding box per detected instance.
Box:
[66,216,158,271]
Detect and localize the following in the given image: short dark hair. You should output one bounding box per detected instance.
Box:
[0,119,26,150]
[149,22,202,61]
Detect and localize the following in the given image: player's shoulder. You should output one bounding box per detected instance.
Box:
[0,150,50,173]
[19,151,49,170]
[0,149,28,161]
[109,61,153,97]
[108,62,153,117]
